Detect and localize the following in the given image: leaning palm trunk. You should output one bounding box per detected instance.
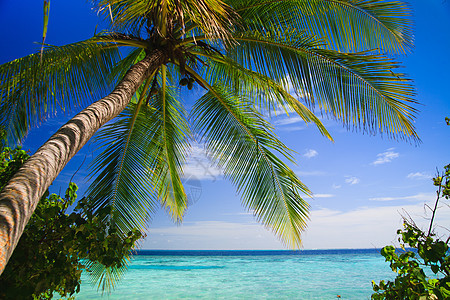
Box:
[0,50,165,274]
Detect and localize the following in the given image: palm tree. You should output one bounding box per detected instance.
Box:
[0,0,418,275]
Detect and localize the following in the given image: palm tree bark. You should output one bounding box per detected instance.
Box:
[0,49,166,275]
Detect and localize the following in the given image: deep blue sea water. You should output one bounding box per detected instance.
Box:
[76,249,394,299]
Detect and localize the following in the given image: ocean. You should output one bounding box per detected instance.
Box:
[75,249,394,299]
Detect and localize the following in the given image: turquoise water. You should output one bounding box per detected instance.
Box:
[76,250,393,299]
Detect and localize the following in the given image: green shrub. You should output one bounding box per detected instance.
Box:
[372,164,450,300]
[0,146,141,299]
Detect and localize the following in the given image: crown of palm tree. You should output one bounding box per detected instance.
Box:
[96,0,236,42]
[0,0,417,287]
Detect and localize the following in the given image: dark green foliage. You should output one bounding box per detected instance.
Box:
[0,147,29,192]
[0,145,141,299]
[372,164,450,300]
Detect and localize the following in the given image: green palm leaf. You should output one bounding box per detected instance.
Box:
[94,0,236,43]
[227,29,418,140]
[193,84,310,248]
[230,0,413,53]
[86,102,160,234]
[149,66,190,221]
[0,38,120,145]
[191,48,332,140]
[87,69,190,233]
[84,259,131,294]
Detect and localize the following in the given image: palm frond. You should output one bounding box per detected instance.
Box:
[87,72,190,230]
[84,260,129,294]
[94,0,236,44]
[150,66,190,221]
[190,49,332,140]
[192,83,310,248]
[228,28,418,141]
[229,0,413,54]
[86,101,160,234]
[95,32,150,48]
[0,38,120,145]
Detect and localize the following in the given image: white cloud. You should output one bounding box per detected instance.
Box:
[372,148,399,165]
[183,144,223,180]
[278,126,305,132]
[313,194,334,198]
[407,172,432,180]
[304,149,318,158]
[221,211,254,216]
[281,75,309,98]
[302,202,450,249]
[345,176,360,185]
[332,184,342,189]
[142,200,450,250]
[369,192,434,202]
[274,116,304,126]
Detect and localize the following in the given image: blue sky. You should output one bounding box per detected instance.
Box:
[0,1,449,250]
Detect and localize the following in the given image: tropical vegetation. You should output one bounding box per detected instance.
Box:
[0,140,141,299]
[372,163,450,299]
[0,0,419,276]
